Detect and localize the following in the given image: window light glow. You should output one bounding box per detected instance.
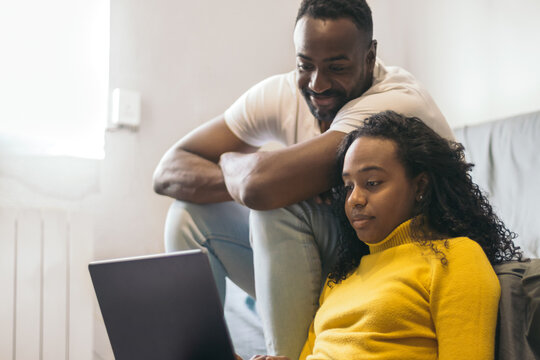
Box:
[0,0,109,159]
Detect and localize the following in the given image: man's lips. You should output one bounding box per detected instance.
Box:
[310,94,337,107]
[304,89,342,108]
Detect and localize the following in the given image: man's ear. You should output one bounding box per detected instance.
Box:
[414,172,429,202]
[367,39,377,65]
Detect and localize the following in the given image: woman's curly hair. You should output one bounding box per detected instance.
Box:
[328,110,522,284]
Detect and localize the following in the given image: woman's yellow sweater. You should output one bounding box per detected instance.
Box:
[300,220,500,360]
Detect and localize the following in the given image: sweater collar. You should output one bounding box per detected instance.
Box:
[368,219,415,254]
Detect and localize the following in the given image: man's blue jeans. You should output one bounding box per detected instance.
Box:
[164,200,340,359]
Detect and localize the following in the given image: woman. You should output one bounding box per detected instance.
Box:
[249,111,521,360]
[298,111,522,360]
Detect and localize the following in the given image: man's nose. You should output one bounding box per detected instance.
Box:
[309,70,331,94]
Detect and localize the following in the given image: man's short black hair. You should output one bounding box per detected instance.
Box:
[296,0,373,38]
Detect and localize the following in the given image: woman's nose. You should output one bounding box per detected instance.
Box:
[348,187,367,208]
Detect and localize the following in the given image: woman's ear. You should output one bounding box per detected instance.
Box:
[414,173,429,202]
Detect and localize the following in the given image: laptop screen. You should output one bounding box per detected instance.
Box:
[89,249,236,360]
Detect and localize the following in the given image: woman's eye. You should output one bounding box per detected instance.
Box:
[366,180,381,187]
[344,184,353,193]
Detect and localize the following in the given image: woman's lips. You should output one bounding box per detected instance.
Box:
[350,215,374,229]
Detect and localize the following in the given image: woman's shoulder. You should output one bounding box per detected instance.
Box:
[430,236,497,281]
[442,236,487,259]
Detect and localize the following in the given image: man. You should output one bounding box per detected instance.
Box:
[153,0,453,358]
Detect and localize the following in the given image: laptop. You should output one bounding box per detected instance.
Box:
[89,249,237,360]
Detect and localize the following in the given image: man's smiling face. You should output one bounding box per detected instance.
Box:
[294,16,377,125]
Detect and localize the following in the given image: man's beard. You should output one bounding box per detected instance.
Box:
[301,88,348,123]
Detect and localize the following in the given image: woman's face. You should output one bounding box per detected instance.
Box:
[342,136,421,244]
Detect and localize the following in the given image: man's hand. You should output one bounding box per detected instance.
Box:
[313,189,333,205]
[219,151,260,206]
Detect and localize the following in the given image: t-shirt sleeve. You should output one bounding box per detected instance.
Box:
[330,85,455,140]
[429,238,500,360]
[223,73,294,147]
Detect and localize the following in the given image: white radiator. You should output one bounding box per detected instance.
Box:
[0,208,94,360]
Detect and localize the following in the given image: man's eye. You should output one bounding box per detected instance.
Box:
[297,63,313,71]
[329,65,345,72]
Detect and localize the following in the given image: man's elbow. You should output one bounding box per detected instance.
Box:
[239,177,284,211]
[153,178,167,196]
[152,168,168,196]
[241,192,277,211]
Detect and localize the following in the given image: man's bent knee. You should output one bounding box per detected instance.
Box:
[249,203,314,247]
[164,200,251,252]
[164,200,209,252]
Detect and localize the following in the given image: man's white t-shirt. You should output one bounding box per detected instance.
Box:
[224,58,454,147]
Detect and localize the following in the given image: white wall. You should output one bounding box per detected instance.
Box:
[370,0,540,127]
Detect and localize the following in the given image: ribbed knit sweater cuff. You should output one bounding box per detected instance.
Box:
[368,219,415,254]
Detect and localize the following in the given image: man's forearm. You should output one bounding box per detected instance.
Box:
[153,149,233,203]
